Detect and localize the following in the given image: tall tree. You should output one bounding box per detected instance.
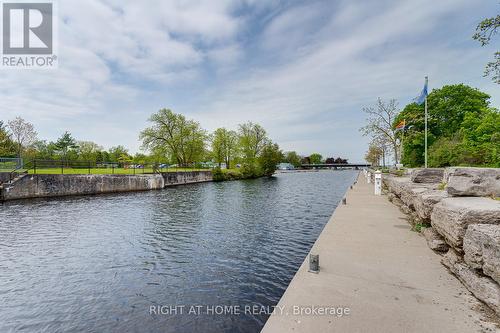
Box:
[77,141,103,162]
[395,84,492,167]
[473,13,500,84]
[140,109,207,166]
[283,151,301,167]
[7,117,37,158]
[258,142,283,177]
[224,130,238,169]
[360,98,400,164]
[0,121,16,157]
[238,122,268,162]
[55,132,78,161]
[211,128,238,168]
[372,134,390,167]
[309,153,323,164]
[365,144,383,166]
[108,145,129,163]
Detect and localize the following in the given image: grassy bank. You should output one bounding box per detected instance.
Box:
[0,167,210,175]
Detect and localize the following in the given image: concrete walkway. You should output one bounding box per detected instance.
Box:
[262,174,493,332]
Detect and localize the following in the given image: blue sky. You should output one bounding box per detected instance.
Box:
[1,0,499,162]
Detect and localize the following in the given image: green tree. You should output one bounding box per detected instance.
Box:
[0,121,16,157]
[132,153,148,165]
[258,142,283,176]
[365,144,383,166]
[118,153,133,165]
[77,141,103,162]
[140,109,207,166]
[473,13,500,84]
[108,145,129,163]
[428,135,461,167]
[238,122,268,163]
[283,151,302,167]
[309,153,323,164]
[211,128,238,168]
[458,108,500,166]
[30,140,57,160]
[55,131,78,161]
[395,84,492,167]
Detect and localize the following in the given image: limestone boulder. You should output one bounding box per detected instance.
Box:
[445,167,500,197]
[383,176,411,198]
[399,203,413,215]
[422,227,449,252]
[405,211,423,227]
[431,197,500,250]
[401,187,426,210]
[464,224,500,284]
[442,249,500,316]
[411,168,444,184]
[413,189,448,221]
[392,196,404,208]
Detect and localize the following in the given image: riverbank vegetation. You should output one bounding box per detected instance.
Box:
[1,110,348,178]
[363,84,499,168]
[140,109,283,180]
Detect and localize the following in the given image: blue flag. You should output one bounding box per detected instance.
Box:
[414,77,428,105]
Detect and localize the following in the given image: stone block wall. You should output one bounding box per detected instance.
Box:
[383,167,500,317]
[0,171,213,201]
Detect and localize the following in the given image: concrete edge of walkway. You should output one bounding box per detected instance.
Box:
[262,173,498,333]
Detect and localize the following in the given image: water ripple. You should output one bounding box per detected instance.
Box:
[0,170,357,333]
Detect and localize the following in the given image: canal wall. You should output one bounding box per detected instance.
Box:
[0,172,12,184]
[162,170,213,186]
[383,167,500,317]
[262,173,498,333]
[0,171,213,201]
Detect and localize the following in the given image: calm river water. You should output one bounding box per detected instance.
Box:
[0,170,358,333]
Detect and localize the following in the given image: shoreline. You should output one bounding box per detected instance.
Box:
[0,171,213,202]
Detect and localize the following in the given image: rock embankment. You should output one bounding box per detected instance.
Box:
[383,167,500,317]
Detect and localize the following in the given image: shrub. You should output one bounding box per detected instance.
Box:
[240,163,261,179]
[212,167,225,182]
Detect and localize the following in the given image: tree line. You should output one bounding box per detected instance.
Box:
[138,109,349,176]
[0,118,139,165]
[281,152,348,166]
[139,108,283,177]
[1,109,349,176]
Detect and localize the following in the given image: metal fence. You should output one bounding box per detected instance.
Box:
[0,157,23,171]
[5,159,211,175]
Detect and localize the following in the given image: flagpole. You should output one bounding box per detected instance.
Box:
[424,76,428,168]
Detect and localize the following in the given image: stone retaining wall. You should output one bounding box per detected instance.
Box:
[161,171,213,186]
[382,167,500,317]
[0,171,213,201]
[0,172,13,184]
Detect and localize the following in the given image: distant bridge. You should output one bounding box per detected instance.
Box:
[300,163,371,169]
